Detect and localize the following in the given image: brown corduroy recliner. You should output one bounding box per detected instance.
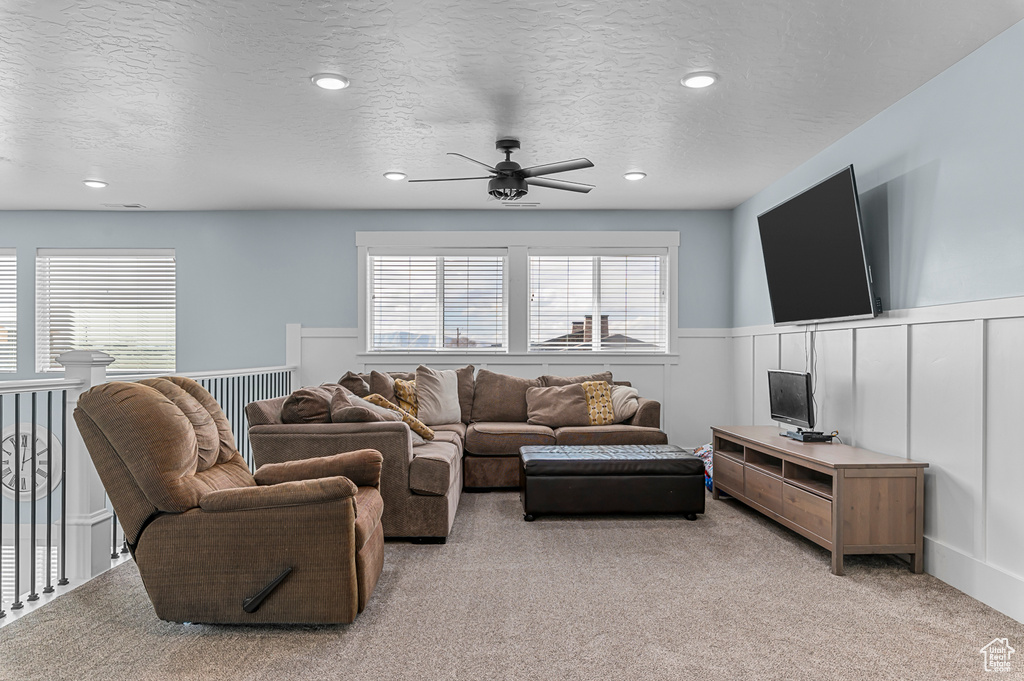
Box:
[74,377,384,624]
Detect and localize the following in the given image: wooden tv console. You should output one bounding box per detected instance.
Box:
[711,426,928,575]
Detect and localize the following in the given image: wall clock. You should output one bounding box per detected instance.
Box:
[1,424,63,501]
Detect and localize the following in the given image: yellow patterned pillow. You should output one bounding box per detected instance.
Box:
[581,381,615,425]
[394,378,418,416]
[363,393,435,440]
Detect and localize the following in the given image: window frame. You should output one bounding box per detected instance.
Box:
[35,248,176,373]
[357,232,679,357]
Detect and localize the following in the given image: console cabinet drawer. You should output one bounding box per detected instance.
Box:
[713,452,744,493]
[783,482,832,542]
[744,466,782,514]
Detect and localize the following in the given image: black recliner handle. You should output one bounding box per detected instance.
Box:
[242,567,293,613]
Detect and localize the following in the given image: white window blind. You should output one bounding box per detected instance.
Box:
[35,250,176,372]
[529,254,667,352]
[0,249,15,372]
[369,253,506,351]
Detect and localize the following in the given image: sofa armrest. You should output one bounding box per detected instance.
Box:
[255,449,383,488]
[627,397,661,429]
[248,421,412,467]
[199,478,357,512]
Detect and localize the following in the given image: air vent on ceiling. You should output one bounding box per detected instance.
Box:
[103,203,147,209]
[501,202,540,208]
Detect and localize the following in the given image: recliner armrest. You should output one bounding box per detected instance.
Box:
[199,477,357,512]
[255,449,383,488]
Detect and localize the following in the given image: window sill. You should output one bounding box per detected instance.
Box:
[356,351,679,365]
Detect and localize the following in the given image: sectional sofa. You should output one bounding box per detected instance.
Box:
[246,366,667,542]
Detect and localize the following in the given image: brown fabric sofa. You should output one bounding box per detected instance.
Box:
[246,368,666,540]
[76,377,384,624]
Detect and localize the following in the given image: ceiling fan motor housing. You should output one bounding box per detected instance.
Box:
[488,175,528,200]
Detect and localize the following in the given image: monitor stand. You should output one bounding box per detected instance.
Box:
[783,428,833,443]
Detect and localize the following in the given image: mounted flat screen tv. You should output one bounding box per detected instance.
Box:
[767,370,814,430]
[757,166,877,325]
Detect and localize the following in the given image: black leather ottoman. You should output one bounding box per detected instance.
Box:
[519,444,706,521]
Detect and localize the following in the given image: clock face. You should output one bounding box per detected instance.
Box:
[1,424,63,501]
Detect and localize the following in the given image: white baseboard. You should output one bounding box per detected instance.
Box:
[925,537,1024,624]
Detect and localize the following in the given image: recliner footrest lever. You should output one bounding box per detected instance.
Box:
[242,567,293,614]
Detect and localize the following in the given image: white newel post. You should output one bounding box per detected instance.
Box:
[57,350,115,581]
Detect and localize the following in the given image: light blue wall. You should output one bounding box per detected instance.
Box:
[0,209,732,377]
[731,20,1024,327]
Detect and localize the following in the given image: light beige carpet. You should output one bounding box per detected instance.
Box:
[1,491,1021,681]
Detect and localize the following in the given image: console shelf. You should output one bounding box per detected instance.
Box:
[711,425,928,575]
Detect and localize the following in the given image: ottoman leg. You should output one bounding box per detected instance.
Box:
[523,514,536,522]
[684,513,698,521]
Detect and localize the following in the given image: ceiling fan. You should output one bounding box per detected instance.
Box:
[408,138,595,201]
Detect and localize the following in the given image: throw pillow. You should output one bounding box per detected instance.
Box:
[280,386,334,424]
[415,365,462,425]
[471,369,541,423]
[338,371,372,397]
[610,384,640,423]
[539,371,613,387]
[363,394,435,440]
[525,384,591,428]
[456,365,475,424]
[581,380,615,425]
[369,370,415,403]
[330,388,400,424]
[394,378,419,416]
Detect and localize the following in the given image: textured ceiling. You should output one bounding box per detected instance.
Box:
[1,1,1023,211]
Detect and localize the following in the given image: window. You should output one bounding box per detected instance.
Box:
[36,249,176,372]
[529,254,667,352]
[368,253,506,351]
[0,249,14,372]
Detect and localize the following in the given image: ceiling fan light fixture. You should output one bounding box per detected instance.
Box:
[383,171,407,181]
[623,171,647,181]
[488,175,528,201]
[311,73,350,90]
[681,71,718,89]
[83,179,108,188]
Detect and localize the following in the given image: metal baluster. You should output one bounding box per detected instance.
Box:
[44,391,54,593]
[12,394,23,609]
[58,390,68,586]
[111,509,119,559]
[28,393,39,602]
[0,394,5,619]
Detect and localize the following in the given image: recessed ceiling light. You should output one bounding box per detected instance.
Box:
[311,73,350,90]
[681,72,718,89]
[624,172,647,181]
[383,171,407,181]
[83,179,108,188]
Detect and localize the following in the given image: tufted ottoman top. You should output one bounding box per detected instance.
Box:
[519,444,704,477]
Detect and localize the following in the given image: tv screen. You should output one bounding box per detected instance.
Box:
[768,370,814,430]
[757,166,876,325]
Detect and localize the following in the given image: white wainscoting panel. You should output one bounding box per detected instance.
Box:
[779,331,808,372]
[853,325,909,457]
[984,317,1024,580]
[909,321,984,558]
[752,334,780,425]
[811,329,855,442]
[732,335,753,425]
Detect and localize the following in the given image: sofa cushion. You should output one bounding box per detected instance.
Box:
[330,388,400,424]
[415,365,462,425]
[281,386,334,424]
[471,369,541,423]
[525,384,590,428]
[429,424,465,450]
[363,394,435,440]
[553,425,669,447]
[456,365,475,424]
[539,371,613,387]
[465,422,556,456]
[394,378,418,416]
[338,371,372,397]
[369,371,415,404]
[409,438,461,496]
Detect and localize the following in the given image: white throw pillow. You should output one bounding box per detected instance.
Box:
[415,365,461,425]
[351,394,426,444]
[610,384,640,423]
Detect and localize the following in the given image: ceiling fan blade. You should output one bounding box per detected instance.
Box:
[525,176,595,193]
[407,176,493,183]
[519,158,594,178]
[447,153,497,172]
